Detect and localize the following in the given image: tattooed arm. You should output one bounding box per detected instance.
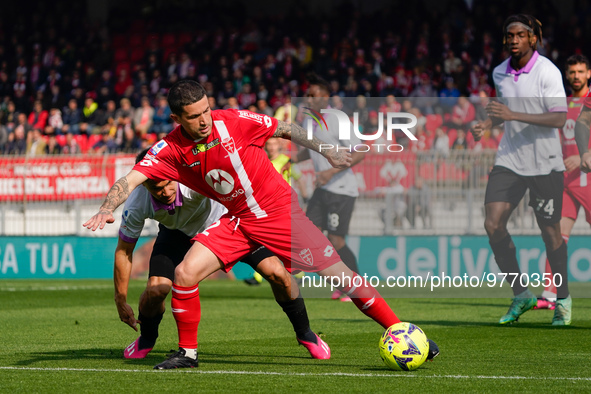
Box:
[274,120,352,169]
[83,170,148,231]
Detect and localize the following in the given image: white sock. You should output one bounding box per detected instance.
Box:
[182,348,197,359]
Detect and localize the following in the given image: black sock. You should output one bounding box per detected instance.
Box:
[277,294,316,343]
[490,234,526,296]
[338,245,359,274]
[547,241,569,299]
[138,311,164,349]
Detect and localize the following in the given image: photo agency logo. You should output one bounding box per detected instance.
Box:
[304,107,418,153]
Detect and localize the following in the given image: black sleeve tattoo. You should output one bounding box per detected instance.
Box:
[575,108,591,157]
[274,120,329,153]
[99,177,131,213]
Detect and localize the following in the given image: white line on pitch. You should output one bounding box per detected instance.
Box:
[0,367,590,381]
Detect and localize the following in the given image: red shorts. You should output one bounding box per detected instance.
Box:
[562,171,591,225]
[193,195,341,273]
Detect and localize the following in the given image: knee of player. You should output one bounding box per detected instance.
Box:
[484,217,505,236]
[259,260,289,287]
[145,281,171,302]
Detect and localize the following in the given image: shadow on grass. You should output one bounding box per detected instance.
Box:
[13,347,347,368]
[15,348,124,366]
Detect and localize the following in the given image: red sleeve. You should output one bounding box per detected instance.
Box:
[132,139,180,182]
[232,109,278,147]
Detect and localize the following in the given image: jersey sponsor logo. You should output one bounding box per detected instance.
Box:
[219,188,244,202]
[192,138,220,155]
[323,245,334,257]
[238,111,273,128]
[563,118,576,139]
[205,169,235,195]
[299,248,314,266]
[238,110,263,124]
[149,140,168,156]
[186,160,201,168]
[221,137,236,154]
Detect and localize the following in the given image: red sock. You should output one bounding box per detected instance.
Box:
[171,283,201,349]
[342,274,400,329]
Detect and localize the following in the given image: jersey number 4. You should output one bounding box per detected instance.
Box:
[536,198,554,216]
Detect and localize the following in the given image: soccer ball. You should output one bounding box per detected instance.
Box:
[379,322,429,371]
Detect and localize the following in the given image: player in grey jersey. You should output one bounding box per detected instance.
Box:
[472,14,571,326]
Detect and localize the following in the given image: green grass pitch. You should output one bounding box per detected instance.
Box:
[0,279,590,392]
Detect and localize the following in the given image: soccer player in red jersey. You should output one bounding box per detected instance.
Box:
[84,80,438,369]
[536,55,591,309]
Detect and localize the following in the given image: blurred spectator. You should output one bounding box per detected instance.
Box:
[114,69,133,97]
[43,85,67,113]
[6,124,27,154]
[81,95,100,134]
[62,99,83,135]
[115,98,135,122]
[62,132,81,154]
[432,127,449,157]
[439,78,461,112]
[91,130,118,154]
[28,100,48,130]
[256,99,273,117]
[2,101,18,132]
[237,83,256,109]
[450,96,475,130]
[274,96,297,123]
[45,108,64,136]
[451,129,468,150]
[409,73,438,115]
[26,128,47,156]
[151,95,173,134]
[45,134,62,155]
[120,123,141,153]
[133,96,154,137]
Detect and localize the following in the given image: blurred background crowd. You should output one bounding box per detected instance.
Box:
[0,0,587,156]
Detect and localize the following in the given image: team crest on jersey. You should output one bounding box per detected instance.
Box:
[192,138,220,155]
[221,137,236,154]
[299,248,314,266]
[149,140,168,156]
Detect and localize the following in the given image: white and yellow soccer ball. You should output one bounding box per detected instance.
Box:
[379,322,429,371]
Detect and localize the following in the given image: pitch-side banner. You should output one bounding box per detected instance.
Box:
[0,155,136,201]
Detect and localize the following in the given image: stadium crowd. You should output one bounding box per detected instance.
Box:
[0,0,584,156]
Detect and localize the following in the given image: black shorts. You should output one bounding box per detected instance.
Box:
[149,224,193,281]
[306,188,356,236]
[484,166,564,225]
[149,224,276,280]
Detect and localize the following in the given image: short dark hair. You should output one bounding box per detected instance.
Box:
[566,54,590,70]
[135,147,150,164]
[502,14,543,49]
[307,72,331,94]
[167,80,207,115]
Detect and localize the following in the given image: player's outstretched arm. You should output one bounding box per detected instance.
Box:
[274,120,352,169]
[82,170,147,231]
[486,101,566,128]
[113,237,139,331]
[575,107,591,173]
